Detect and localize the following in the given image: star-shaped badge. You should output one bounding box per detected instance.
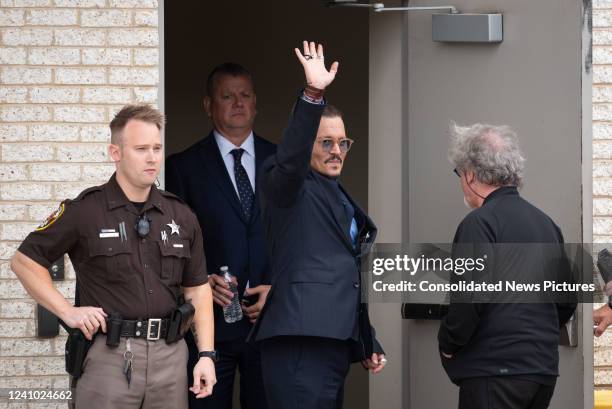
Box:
[167,219,180,236]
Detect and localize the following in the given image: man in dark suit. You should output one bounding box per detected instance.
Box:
[165,63,275,409]
[250,41,386,409]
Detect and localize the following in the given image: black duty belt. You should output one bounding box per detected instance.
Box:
[116,318,170,341]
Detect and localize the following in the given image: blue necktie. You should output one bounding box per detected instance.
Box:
[350,218,358,249]
[338,186,358,250]
[231,148,254,220]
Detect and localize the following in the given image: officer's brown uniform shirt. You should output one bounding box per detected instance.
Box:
[18,173,208,319]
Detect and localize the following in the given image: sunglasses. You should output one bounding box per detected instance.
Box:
[318,138,354,153]
[453,168,461,178]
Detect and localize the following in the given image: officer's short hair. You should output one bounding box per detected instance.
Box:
[448,122,525,188]
[110,104,165,145]
[206,62,253,97]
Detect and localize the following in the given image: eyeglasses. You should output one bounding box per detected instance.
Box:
[318,138,354,153]
[453,168,461,178]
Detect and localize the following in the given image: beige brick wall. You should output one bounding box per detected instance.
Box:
[596,0,612,389]
[0,0,158,395]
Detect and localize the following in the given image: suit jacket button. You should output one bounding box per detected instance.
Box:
[353,282,359,288]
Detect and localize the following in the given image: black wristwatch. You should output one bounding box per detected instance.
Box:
[198,350,218,362]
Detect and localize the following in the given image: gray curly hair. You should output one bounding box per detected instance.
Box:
[448,122,525,188]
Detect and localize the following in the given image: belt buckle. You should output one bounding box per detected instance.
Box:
[147,318,162,341]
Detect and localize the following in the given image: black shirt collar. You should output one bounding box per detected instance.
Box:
[483,185,519,205]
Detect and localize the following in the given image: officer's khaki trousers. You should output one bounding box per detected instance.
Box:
[75,334,188,409]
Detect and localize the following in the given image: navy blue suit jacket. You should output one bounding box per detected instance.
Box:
[249,98,383,361]
[165,132,276,341]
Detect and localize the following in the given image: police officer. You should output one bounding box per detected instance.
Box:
[11,104,217,409]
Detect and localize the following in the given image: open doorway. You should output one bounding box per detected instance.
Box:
[163,1,370,408]
[164,0,370,208]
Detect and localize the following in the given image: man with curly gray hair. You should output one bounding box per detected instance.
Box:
[438,123,575,409]
[448,123,525,207]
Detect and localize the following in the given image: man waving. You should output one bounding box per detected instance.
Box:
[250,41,385,409]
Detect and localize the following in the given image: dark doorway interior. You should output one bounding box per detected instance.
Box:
[164,2,370,408]
[164,0,369,208]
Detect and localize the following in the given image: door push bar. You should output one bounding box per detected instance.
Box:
[325,1,503,43]
[326,2,458,14]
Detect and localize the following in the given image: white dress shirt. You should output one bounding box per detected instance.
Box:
[213,130,256,195]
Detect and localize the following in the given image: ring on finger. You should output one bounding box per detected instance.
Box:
[304,54,312,60]
[380,357,388,364]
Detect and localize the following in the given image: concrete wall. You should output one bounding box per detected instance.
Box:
[369,1,592,407]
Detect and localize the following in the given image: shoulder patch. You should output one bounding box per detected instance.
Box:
[35,202,65,231]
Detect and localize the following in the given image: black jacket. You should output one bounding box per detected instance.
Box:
[438,186,576,384]
[249,98,382,360]
[165,132,276,341]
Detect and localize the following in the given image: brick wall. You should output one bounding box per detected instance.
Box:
[595,0,612,389]
[0,0,159,396]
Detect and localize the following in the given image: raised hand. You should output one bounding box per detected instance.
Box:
[294,41,339,90]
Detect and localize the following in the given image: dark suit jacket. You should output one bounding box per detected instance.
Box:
[249,98,382,361]
[165,132,276,341]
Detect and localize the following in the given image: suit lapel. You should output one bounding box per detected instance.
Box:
[313,172,355,253]
[339,183,378,254]
[199,133,248,224]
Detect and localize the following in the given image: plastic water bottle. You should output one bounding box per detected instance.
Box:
[221,266,243,323]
